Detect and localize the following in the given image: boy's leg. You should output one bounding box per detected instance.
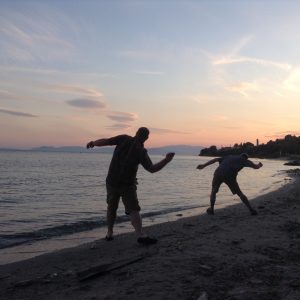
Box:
[226,178,257,215]
[208,175,222,215]
[237,191,257,215]
[208,189,217,215]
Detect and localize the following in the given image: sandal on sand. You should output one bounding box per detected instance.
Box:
[105,235,114,241]
[137,236,157,245]
[206,207,214,215]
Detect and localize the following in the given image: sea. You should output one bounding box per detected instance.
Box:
[0,150,293,262]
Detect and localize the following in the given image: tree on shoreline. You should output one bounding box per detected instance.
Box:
[199,135,300,158]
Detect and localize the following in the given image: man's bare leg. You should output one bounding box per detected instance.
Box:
[130,210,143,237]
[130,210,157,244]
[106,209,116,240]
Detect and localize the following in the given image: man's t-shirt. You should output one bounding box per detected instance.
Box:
[106,135,153,186]
[215,155,253,178]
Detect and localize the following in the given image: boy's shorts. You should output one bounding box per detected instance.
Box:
[212,173,242,195]
[106,184,141,215]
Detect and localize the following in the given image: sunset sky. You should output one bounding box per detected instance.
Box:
[1,0,300,149]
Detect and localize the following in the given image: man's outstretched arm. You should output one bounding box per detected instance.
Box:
[143,152,175,173]
[86,139,110,149]
[196,157,220,170]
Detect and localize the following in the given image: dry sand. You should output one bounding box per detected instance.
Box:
[0,176,299,300]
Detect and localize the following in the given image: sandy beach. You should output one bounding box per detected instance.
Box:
[0,175,299,300]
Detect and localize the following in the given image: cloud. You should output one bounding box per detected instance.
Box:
[67,98,106,109]
[213,56,292,71]
[230,35,254,57]
[48,84,104,98]
[0,107,38,117]
[133,70,164,75]
[105,123,132,131]
[202,36,292,71]
[0,9,75,63]
[0,65,114,80]
[106,111,138,123]
[283,67,300,93]
[149,127,189,135]
[0,89,19,100]
[226,81,259,97]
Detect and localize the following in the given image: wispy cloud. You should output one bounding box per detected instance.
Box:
[213,56,292,71]
[149,127,189,135]
[203,35,292,71]
[0,65,115,79]
[226,81,259,97]
[282,67,300,92]
[48,84,104,98]
[0,107,38,117]
[0,89,19,100]
[0,9,75,63]
[67,98,106,109]
[230,35,254,57]
[118,43,205,65]
[105,123,132,131]
[133,70,164,75]
[106,111,138,123]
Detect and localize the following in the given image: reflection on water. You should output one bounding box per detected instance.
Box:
[0,151,293,248]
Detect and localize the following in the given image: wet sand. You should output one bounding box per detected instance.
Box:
[0,176,299,300]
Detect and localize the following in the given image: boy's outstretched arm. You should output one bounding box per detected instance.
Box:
[246,160,263,169]
[196,157,220,170]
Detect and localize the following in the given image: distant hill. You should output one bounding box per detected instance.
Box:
[26,144,203,156]
[30,146,112,154]
[148,145,202,156]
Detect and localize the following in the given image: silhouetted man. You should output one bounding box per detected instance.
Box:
[197,153,263,215]
[87,127,175,245]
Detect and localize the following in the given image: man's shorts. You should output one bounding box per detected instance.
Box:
[106,184,141,215]
[212,173,242,195]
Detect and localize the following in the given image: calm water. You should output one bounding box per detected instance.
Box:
[0,151,291,249]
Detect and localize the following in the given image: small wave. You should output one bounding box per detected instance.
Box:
[0,219,106,249]
[0,205,200,249]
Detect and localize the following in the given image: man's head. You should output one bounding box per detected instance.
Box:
[135,127,149,143]
[240,153,249,160]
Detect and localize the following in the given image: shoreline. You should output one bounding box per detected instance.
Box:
[0,174,289,266]
[0,176,299,299]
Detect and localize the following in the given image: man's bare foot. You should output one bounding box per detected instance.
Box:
[105,235,114,241]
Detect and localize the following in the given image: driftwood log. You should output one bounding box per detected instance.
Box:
[77,255,145,282]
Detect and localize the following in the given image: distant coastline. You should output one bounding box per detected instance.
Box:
[200,134,300,159]
[0,145,204,156]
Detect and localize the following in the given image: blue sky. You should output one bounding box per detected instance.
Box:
[1,0,300,148]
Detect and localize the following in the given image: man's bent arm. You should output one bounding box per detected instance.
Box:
[197,157,220,170]
[144,152,175,173]
[86,138,110,149]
